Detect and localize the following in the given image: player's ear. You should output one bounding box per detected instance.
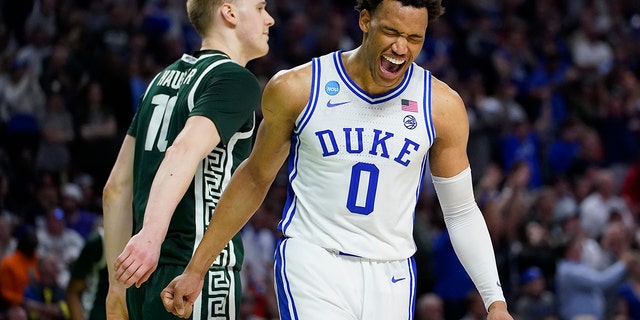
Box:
[359,9,371,33]
[220,2,237,27]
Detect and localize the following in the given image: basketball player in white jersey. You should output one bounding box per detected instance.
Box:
[162,0,514,319]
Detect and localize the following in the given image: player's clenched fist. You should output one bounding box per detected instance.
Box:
[161,273,204,318]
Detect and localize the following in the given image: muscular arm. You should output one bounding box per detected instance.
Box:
[114,116,221,287]
[183,118,290,275]
[429,77,511,318]
[428,78,470,178]
[162,65,309,317]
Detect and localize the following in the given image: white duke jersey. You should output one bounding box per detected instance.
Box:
[278,51,436,260]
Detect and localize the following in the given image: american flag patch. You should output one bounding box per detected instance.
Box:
[401,99,418,112]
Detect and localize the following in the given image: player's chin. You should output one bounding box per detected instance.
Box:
[256,45,270,59]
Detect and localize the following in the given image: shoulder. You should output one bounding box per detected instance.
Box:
[430,76,465,119]
[211,61,259,83]
[262,62,313,119]
[267,62,313,93]
[429,75,467,135]
[223,63,260,87]
[195,61,261,95]
[427,75,471,175]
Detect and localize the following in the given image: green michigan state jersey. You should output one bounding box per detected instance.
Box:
[128,51,260,269]
[69,228,108,320]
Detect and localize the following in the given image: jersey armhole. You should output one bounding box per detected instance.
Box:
[294,57,321,134]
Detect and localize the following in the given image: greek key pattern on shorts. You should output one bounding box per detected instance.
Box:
[205,148,225,194]
[204,148,226,227]
[211,246,230,267]
[206,269,230,319]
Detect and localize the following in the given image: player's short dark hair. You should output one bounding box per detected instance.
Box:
[355,0,445,22]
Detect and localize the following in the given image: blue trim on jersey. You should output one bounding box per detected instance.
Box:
[275,238,299,320]
[295,57,321,134]
[425,71,436,141]
[338,251,361,258]
[279,58,322,233]
[279,97,308,233]
[413,155,429,223]
[278,139,298,233]
[422,70,433,144]
[408,257,417,320]
[332,51,414,104]
[279,127,305,234]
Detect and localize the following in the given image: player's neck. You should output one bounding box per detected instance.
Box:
[343,48,397,96]
[200,36,248,66]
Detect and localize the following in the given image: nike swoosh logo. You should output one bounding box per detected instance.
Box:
[391,276,406,283]
[327,100,350,108]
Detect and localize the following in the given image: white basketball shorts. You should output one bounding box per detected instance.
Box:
[274,237,417,319]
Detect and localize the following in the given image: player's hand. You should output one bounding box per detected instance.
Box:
[161,273,204,318]
[487,301,514,320]
[487,309,514,320]
[106,285,129,320]
[114,231,162,288]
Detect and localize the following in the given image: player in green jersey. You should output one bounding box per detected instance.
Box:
[67,227,108,320]
[102,0,274,319]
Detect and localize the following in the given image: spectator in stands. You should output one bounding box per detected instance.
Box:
[514,266,557,320]
[35,207,83,288]
[20,172,59,228]
[75,82,119,189]
[515,221,556,290]
[616,252,640,320]
[546,118,582,179]
[0,55,46,166]
[556,235,631,320]
[579,168,634,240]
[59,183,98,239]
[34,88,74,178]
[72,173,102,214]
[0,227,38,308]
[416,293,445,320]
[500,118,544,189]
[23,253,69,320]
[569,6,614,76]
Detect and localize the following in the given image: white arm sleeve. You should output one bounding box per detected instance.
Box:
[431,166,506,310]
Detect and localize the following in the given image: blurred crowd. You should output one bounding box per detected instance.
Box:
[0,0,639,319]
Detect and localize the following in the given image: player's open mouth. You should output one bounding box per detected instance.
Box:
[379,55,405,77]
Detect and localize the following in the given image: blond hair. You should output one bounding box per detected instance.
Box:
[186,0,236,36]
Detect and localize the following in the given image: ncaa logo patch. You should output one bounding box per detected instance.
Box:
[325,81,340,96]
[404,115,417,130]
